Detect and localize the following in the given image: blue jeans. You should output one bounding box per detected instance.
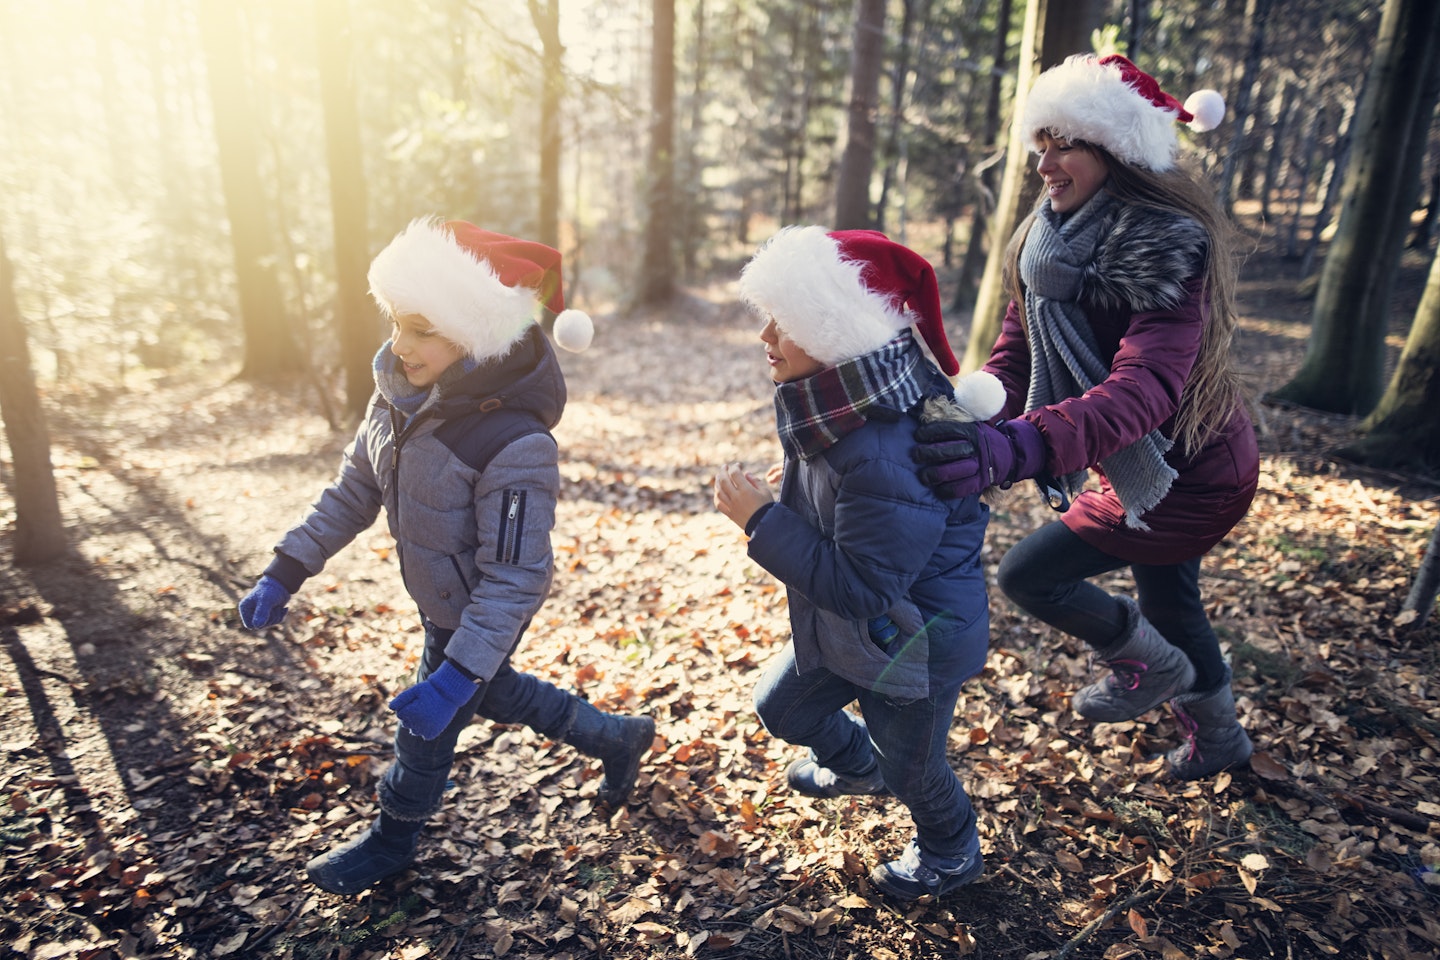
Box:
[753,641,976,859]
[377,621,576,822]
[996,520,1226,690]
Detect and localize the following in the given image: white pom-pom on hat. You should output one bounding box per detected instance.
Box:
[552,308,594,352]
[1183,89,1226,133]
[951,371,1006,422]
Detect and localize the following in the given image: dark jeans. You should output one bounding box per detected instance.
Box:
[377,621,576,822]
[996,520,1227,690]
[753,641,976,859]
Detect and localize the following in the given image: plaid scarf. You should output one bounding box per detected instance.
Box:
[774,333,929,461]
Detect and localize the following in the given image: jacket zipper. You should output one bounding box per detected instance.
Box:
[497,490,524,563]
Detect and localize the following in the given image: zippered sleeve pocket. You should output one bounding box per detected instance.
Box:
[495,489,527,564]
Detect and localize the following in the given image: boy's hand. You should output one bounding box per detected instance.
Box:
[713,462,775,530]
[238,575,291,629]
[389,661,479,741]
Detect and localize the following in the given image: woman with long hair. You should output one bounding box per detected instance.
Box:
[916,54,1258,780]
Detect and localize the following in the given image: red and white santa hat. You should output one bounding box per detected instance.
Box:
[367,217,593,361]
[1021,54,1225,172]
[738,226,960,377]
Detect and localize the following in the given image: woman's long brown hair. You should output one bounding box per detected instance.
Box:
[1002,142,1244,456]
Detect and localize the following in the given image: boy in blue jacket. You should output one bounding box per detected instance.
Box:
[714,227,1003,901]
[238,218,653,895]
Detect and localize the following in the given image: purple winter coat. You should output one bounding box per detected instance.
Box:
[983,278,1258,565]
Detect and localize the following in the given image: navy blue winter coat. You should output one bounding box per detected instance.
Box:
[746,404,991,700]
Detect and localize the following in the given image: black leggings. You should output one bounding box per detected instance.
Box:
[996,520,1228,691]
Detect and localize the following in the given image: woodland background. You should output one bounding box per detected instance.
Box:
[2,0,1440,959]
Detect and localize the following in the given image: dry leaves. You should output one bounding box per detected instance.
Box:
[2,276,1439,960]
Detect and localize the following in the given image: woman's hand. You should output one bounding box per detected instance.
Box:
[713,462,775,530]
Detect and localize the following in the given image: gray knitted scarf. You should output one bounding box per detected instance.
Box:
[1019,191,1178,529]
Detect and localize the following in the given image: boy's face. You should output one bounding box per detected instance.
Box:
[390,313,467,388]
[759,315,824,383]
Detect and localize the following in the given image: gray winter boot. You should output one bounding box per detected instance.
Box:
[560,698,655,805]
[1072,597,1196,722]
[1166,665,1253,780]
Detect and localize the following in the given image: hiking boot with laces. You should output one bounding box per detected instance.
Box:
[1073,597,1196,722]
[870,830,983,901]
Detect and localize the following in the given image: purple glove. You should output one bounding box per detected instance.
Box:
[389,660,480,741]
[913,417,1047,500]
[238,575,291,629]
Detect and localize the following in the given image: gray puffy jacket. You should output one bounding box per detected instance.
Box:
[264,329,565,681]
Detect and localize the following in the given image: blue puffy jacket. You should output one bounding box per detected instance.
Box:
[747,404,991,700]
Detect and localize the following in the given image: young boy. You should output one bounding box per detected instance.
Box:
[713,226,1002,901]
[238,217,654,895]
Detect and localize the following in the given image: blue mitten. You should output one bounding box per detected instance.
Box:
[238,575,291,629]
[914,417,1047,499]
[389,661,480,741]
[868,616,900,651]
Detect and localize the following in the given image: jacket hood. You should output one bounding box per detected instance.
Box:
[433,325,567,430]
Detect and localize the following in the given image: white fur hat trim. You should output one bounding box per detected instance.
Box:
[367,218,541,362]
[738,226,908,365]
[1023,55,1184,171]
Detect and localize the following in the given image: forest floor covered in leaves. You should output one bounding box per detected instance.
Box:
[3,217,1440,960]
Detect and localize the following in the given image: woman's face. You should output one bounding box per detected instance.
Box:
[759,315,824,384]
[389,313,466,388]
[1035,133,1109,214]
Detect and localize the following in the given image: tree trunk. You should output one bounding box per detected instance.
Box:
[197,0,300,380]
[636,0,676,306]
[529,0,564,252]
[1337,241,1440,474]
[1219,0,1275,213]
[1399,520,1440,628]
[0,229,66,565]
[1300,98,1355,279]
[1259,79,1293,223]
[954,0,1014,309]
[875,0,919,235]
[316,0,374,421]
[1409,169,1440,251]
[1126,0,1148,62]
[959,0,1104,374]
[679,0,708,278]
[834,0,887,230]
[1270,0,1440,415]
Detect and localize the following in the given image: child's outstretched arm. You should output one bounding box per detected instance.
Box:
[239,408,385,630]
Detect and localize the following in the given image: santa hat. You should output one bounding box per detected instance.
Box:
[367,217,593,361]
[1021,54,1225,172]
[737,226,959,376]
